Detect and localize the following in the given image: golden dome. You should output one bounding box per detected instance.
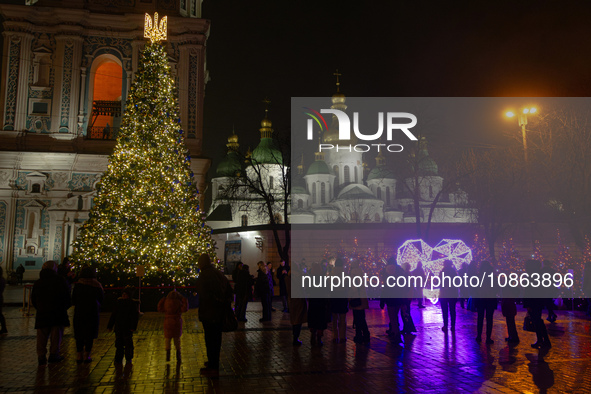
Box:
[226,131,239,151]
[332,92,346,105]
[261,117,272,129]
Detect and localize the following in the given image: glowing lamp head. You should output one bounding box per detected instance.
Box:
[529,107,537,114]
[522,108,529,114]
[505,111,515,118]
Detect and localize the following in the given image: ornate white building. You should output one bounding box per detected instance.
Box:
[0,0,210,279]
[291,87,473,225]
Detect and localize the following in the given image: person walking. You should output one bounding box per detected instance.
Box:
[31,260,71,366]
[350,260,370,344]
[411,261,426,308]
[524,259,551,349]
[380,257,404,343]
[195,254,232,377]
[234,264,253,322]
[475,261,497,344]
[0,267,7,334]
[307,263,329,347]
[107,286,139,365]
[286,268,307,346]
[158,290,189,362]
[330,257,348,344]
[276,261,289,312]
[439,260,458,332]
[72,265,104,364]
[255,261,271,322]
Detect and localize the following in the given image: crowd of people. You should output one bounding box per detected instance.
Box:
[1,253,590,379]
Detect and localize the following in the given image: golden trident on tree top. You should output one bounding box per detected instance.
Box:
[144,12,168,43]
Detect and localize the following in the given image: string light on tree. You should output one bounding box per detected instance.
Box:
[70,13,217,285]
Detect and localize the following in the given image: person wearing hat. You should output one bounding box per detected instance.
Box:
[31,260,71,366]
[195,253,232,376]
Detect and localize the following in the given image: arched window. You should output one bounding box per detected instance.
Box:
[241,215,248,227]
[312,183,317,204]
[351,211,359,223]
[89,55,124,139]
[377,187,382,199]
[321,182,326,204]
[375,213,381,222]
[297,199,303,209]
[31,184,41,193]
[269,176,274,189]
[344,166,350,184]
[386,187,391,206]
[429,185,433,198]
[273,213,283,224]
[364,214,370,222]
[354,167,358,183]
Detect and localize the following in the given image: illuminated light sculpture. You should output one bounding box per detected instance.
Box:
[144,12,168,43]
[397,238,473,305]
[396,239,433,272]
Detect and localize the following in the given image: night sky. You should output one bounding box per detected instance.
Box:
[200,0,591,204]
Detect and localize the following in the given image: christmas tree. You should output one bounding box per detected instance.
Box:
[471,233,490,264]
[554,229,573,272]
[499,237,522,272]
[71,14,217,285]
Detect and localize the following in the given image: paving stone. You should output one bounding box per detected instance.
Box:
[0,300,590,393]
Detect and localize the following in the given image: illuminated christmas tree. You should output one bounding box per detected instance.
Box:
[499,237,522,272]
[471,233,490,264]
[71,14,217,285]
[532,239,544,261]
[554,229,573,272]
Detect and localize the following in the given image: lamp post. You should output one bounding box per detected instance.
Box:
[505,107,538,253]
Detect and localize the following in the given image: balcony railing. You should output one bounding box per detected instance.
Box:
[87,126,120,140]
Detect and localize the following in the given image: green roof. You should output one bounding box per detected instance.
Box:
[418,148,438,175]
[337,185,378,201]
[216,151,241,177]
[252,138,283,165]
[306,160,330,175]
[367,166,395,181]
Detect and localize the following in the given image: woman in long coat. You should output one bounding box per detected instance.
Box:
[72,265,104,363]
[158,290,189,362]
[307,263,330,346]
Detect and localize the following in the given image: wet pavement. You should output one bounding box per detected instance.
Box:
[0,297,590,393]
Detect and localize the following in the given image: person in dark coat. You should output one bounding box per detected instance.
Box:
[0,267,7,334]
[523,259,551,349]
[380,257,405,343]
[267,262,276,311]
[411,261,426,308]
[350,260,370,344]
[158,290,188,362]
[16,264,25,285]
[255,261,272,322]
[32,260,71,365]
[439,260,458,332]
[501,281,519,344]
[72,265,104,364]
[234,264,253,322]
[276,260,289,312]
[195,253,232,376]
[330,257,349,343]
[286,268,307,345]
[58,257,75,293]
[307,263,330,346]
[107,286,139,364]
[541,260,558,322]
[475,261,497,344]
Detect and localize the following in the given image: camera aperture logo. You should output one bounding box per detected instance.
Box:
[304,107,418,153]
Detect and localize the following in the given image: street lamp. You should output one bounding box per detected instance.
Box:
[505,106,538,253]
[505,107,537,164]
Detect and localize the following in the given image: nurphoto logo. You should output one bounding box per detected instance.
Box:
[304,107,418,153]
